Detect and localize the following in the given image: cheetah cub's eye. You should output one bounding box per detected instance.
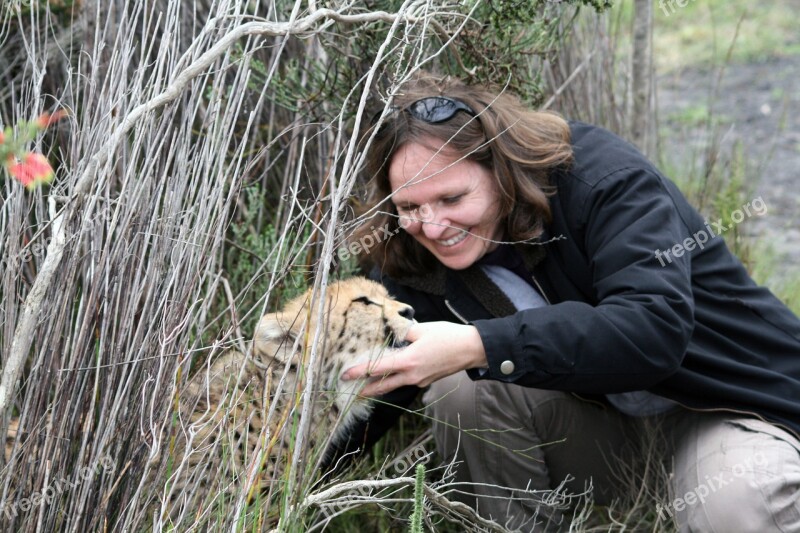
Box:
[352,296,375,305]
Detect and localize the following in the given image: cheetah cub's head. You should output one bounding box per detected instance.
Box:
[252,277,415,422]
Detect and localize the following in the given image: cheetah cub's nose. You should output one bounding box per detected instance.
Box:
[399,306,415,320]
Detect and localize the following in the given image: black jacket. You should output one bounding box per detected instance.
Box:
[355,121,800,449]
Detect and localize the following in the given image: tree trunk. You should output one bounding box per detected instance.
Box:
[631,0,654,157]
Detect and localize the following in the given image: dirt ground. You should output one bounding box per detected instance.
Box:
[658,54,800,272]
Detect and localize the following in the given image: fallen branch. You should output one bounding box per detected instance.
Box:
[294,477,512,533]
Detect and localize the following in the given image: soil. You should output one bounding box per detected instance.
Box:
[657,55,800,273]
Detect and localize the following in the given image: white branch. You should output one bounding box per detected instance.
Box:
[0,4,439,417]
[294,477,511,533]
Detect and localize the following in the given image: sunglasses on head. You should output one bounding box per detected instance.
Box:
[371,96,477,128]
[406,96,477,123]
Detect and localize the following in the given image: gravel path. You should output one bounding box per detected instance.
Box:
[658,55,800,272]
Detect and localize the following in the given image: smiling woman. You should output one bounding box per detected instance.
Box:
[388,141,504,270]
[342,71,800,531]
[355,77,572,279]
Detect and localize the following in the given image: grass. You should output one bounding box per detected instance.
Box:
[664,103,734,128]
[654,0,800,71]
[613,0,800,73]
[318,406,437,532]
[750,241,800,315]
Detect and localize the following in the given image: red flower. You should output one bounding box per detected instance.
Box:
[35,110,68,129]
[7,153,54,189]
[0,130,5,145]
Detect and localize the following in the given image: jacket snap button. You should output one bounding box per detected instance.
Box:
[500,360,515,375]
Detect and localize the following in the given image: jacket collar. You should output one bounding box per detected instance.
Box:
[394,242,547,319]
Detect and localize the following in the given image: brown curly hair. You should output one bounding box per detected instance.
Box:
[355,72,573,278]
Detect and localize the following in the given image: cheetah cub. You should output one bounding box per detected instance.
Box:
[153,277,415,521]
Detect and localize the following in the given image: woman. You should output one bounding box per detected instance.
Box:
[342,73,800,531]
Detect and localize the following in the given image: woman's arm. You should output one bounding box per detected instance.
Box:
[472,166,696,393]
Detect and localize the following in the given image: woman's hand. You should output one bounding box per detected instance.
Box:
[341,321,488,397]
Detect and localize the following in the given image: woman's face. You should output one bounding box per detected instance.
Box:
[388,140,503,270]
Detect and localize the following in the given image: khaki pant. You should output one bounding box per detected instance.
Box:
[423,371,800,532]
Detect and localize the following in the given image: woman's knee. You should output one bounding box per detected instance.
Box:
[669,416,800,532]
[423,371,479,428]
[423,372,569,431]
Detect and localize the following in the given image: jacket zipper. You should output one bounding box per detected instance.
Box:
[444,299,469,325]
[530,273,551,304]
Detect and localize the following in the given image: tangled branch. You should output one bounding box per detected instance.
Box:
[0,2,444,420]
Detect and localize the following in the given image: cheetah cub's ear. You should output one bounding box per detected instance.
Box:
[252,312,301,368]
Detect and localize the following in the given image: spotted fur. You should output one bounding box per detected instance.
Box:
[152,277,415,522]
